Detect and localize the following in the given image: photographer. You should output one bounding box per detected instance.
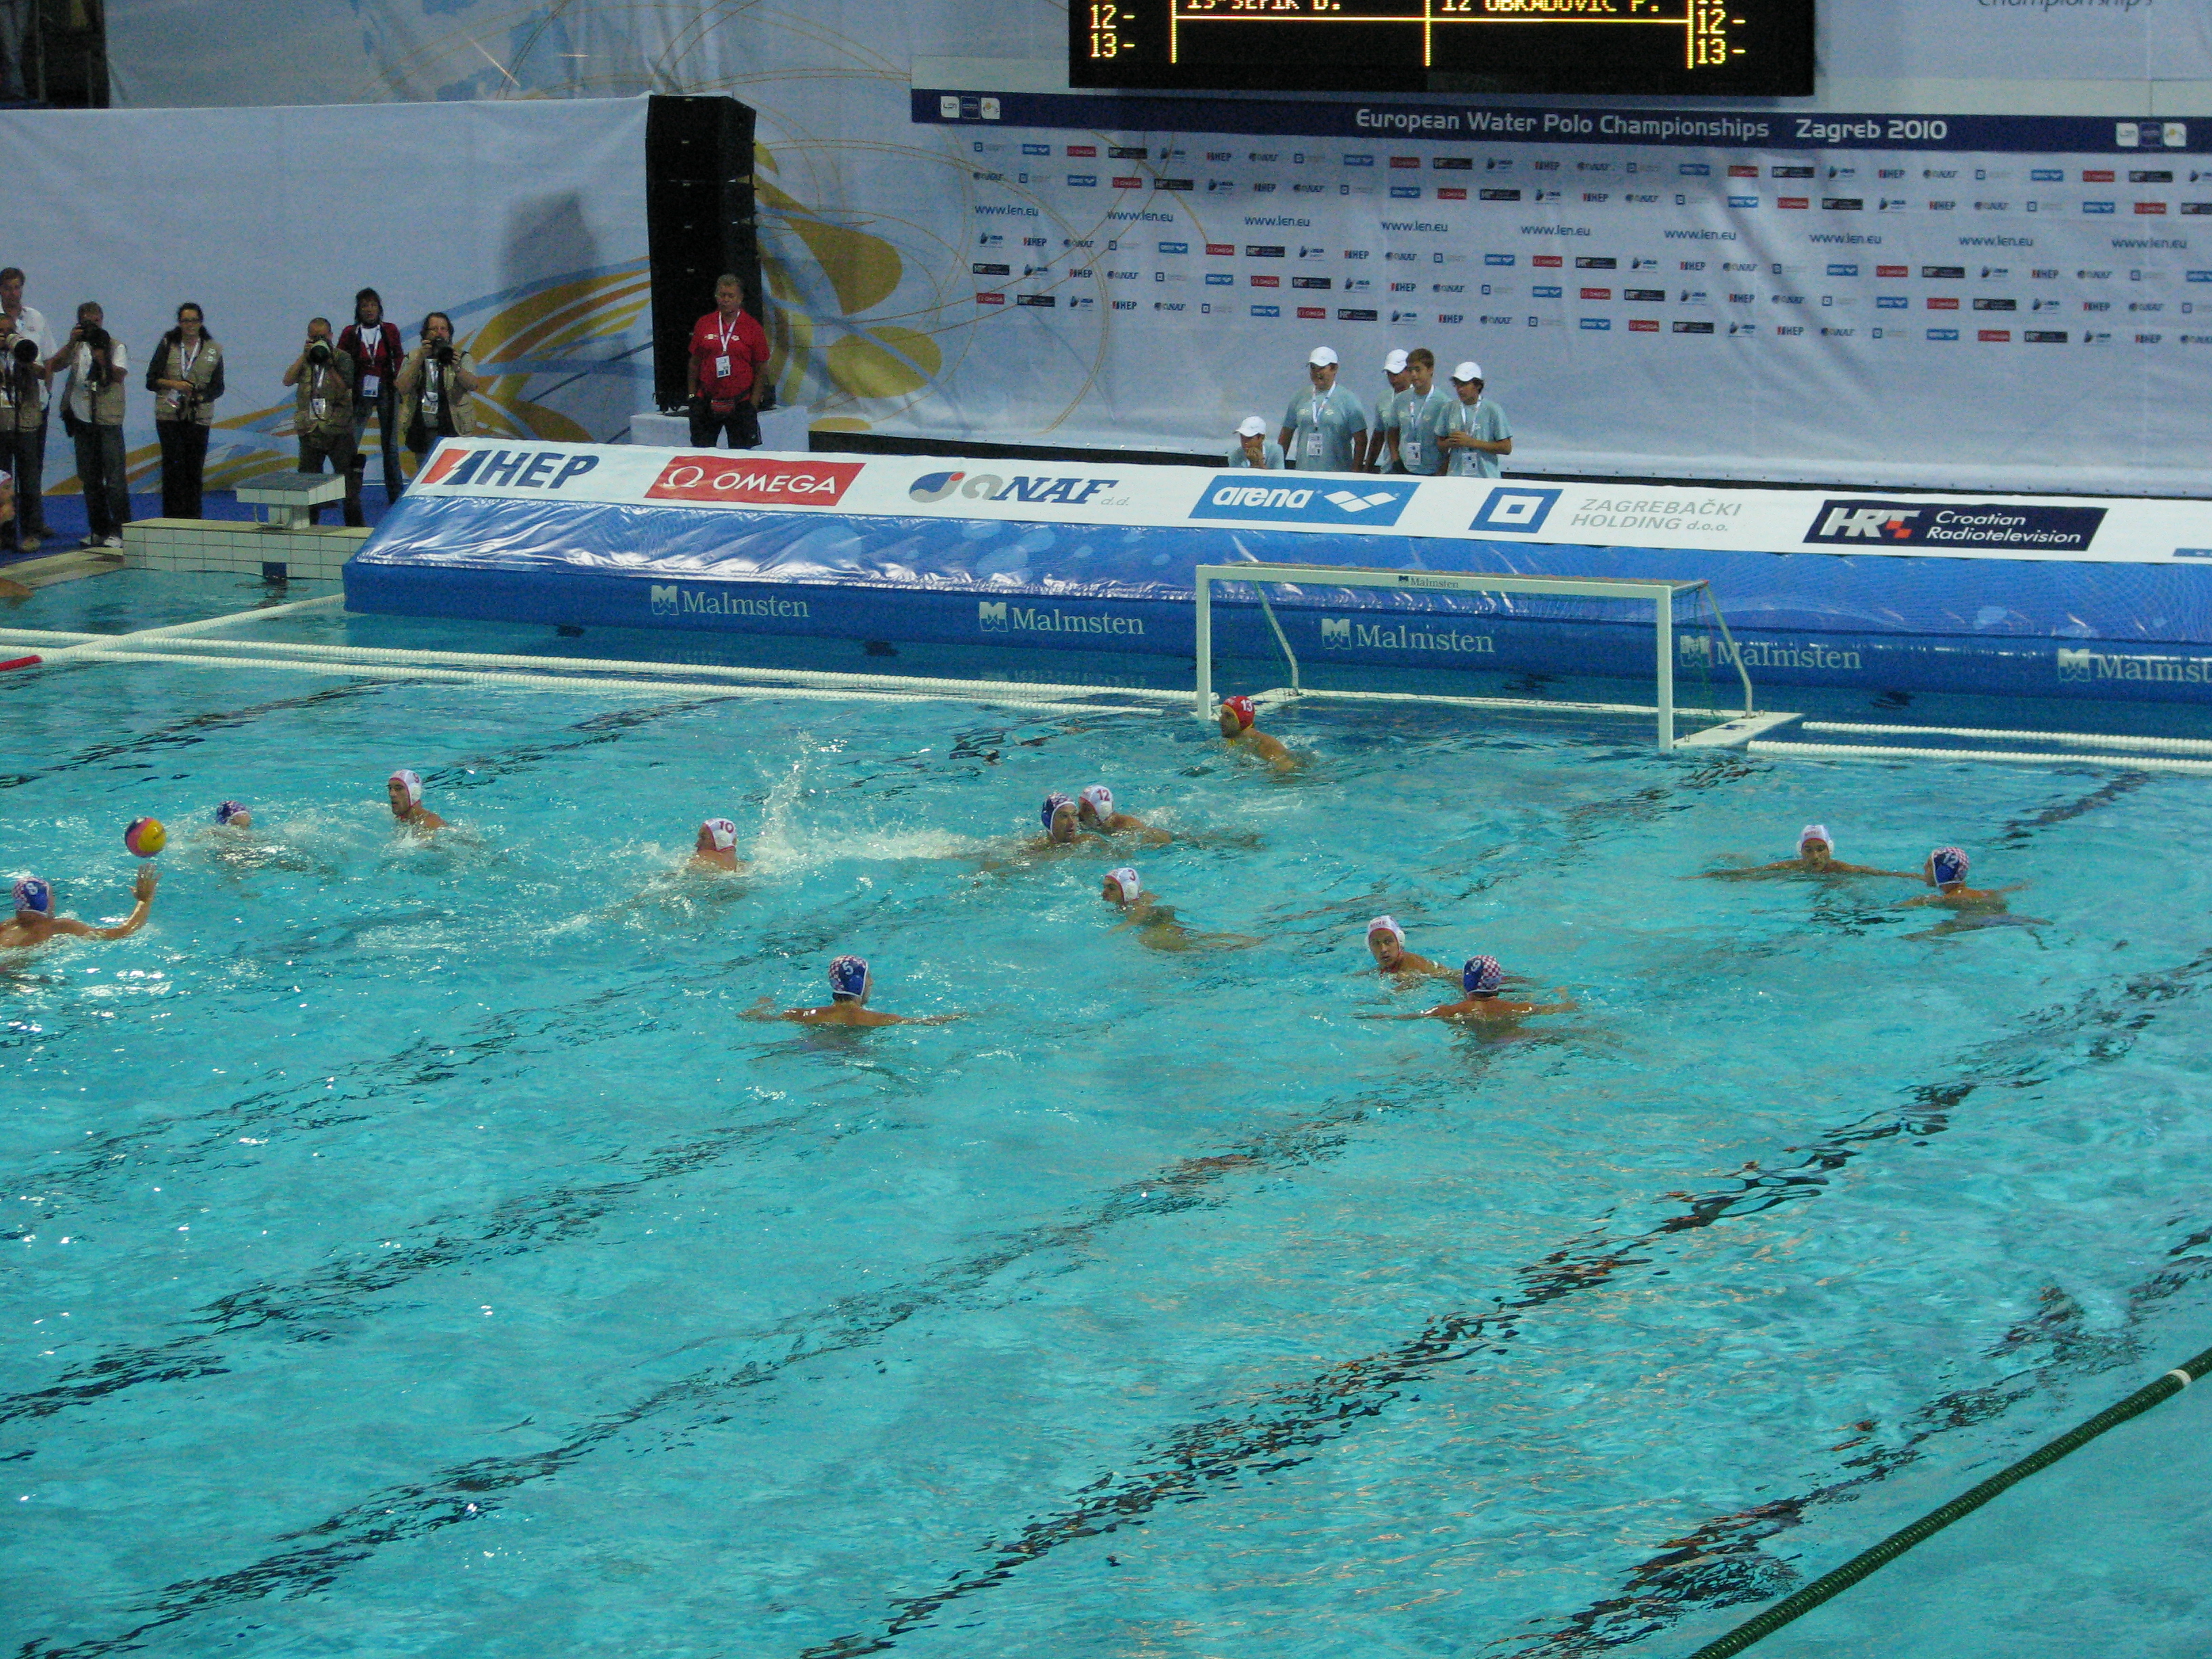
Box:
[685,273,769,449]
[337,288,405,508]
[0,266,54,550]
[283,317,360,527]
[49,302,129,549]
[0,310,49,554]
[395,311,484,471]
[146,302,224,519]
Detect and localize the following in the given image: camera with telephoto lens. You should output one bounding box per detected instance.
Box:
[432,341,455,367]
[5,335,35,406]
[81,325,112,388]
[306,339,332,367]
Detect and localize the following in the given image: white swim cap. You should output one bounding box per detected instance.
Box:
[1107,867,1141,904]
[1308,346,1338,367]
[1367,914,1405,944]
[1451,361,1483,383]
[388,769,422,805]
[1235,415,1267,438]
[703,817,738,851]
[1383,348,1410,373]
[1080,784,1114,819]
[1799,822,1832,853]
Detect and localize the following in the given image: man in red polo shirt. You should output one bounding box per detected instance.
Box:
[687,272,771,449]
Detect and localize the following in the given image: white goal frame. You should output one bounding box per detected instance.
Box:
[1193,562,1755,752]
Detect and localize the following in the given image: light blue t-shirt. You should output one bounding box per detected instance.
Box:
[1225,436,1286,469]
[1439,395,1511,480]
[1280,382,1370,472]
[1372,384,1412,470]
[1393,386,1449,476]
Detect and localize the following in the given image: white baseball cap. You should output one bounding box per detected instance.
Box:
[1308,346,1339,367]
[1383,348,1410,373]
[1451,361,1484,382]
[1236,415,1267,438]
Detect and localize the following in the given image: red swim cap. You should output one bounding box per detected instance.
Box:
[1222,695,1256,730]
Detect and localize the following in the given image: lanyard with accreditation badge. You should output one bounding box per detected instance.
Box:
[1402,387,1437,469]
[1305,385,1340,461]
[167,337,203,409]
[711,311,743,382]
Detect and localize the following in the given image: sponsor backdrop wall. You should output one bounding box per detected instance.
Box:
[76,1,2212,496]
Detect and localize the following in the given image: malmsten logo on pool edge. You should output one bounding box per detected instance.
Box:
[1805,499,2107,552]
[649,585,812,619]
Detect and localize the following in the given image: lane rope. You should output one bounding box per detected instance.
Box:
[1685,1342,2212,1658]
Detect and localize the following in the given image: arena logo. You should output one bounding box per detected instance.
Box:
[1680,634,1861,672]
[2057,647,2212,685]
[649,586,811,620]
[1319,617,1494,655]
[909,471,1124,507]
[1190,478,1419,527]
[1805,500,2106,552]
[646,457,863,506]
[977,601,1144,636]
[422,447,600,491]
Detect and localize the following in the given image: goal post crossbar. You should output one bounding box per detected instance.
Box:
[1192,562,1755,752]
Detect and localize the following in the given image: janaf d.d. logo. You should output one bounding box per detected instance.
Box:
[909,470,1124,506]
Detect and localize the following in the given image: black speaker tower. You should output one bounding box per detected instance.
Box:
[646,94,761,415]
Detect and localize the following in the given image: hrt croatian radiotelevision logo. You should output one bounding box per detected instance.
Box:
[1805,499,2107,552]
[1469,487,1563,535]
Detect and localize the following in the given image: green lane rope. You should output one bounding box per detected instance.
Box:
[1686,1341,2212,1658]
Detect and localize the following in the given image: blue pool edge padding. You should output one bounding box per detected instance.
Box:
[343,491,2212,704]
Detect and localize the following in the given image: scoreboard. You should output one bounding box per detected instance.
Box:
[1070,0,1815,97]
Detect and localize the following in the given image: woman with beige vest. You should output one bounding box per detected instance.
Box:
[146,301,225,518]
[396,310,485,474]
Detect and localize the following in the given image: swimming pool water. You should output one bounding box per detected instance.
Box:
[6,636,2212,1658]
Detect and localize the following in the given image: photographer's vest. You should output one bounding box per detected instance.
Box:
[67,346,127,427]
[153,335,222,426]
[0,354,45,434]
[295,354,355,447]
[399,345,482,445]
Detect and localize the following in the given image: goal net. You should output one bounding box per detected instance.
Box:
[1192,562,1755,751]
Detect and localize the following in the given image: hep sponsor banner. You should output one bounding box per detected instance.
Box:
[400,439,2212,565]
